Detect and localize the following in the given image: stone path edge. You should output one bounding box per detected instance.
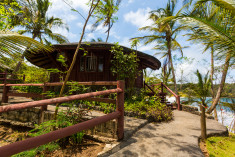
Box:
[98,117,149,157]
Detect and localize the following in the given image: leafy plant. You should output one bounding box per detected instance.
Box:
[111,43,139,98]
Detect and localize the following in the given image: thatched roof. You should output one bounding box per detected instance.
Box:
[25,42,161,70]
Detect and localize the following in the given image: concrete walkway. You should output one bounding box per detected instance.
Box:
[0,95,228,156]
[102,110,228,157]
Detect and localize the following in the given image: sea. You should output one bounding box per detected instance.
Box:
[167,97,235,133]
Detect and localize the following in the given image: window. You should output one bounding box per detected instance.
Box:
[86,56,97,72]
[80,55,104,72]
[98,57,104,72]
[80,57,85,71]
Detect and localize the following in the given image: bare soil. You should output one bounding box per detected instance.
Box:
[199,140,209,157]
[0,123,105,157]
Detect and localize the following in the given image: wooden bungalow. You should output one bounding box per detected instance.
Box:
[25,42,161,88]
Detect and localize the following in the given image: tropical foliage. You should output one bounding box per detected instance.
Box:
[131,0,187,94]
[18,0,69,44]
[92,0,121,42]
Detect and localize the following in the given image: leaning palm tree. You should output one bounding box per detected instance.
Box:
[177,0,235,113]
[191,70,211,140]
[0,1,53,67]
[92,0,121,42]
[131,0,187,94]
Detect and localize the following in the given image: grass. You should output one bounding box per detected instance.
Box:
[206,134,235,157]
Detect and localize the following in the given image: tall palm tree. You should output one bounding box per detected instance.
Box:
[175,0,235,113]
[131,0,186,94]
[0,0,53,68]
[18,0,69,44]
[12,0,69,73]
[192,70,211,140]
[92,0,121,42]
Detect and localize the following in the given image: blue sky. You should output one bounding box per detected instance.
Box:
[42,0,234,83]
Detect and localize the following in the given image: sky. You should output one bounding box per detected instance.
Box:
[32,0,234,83]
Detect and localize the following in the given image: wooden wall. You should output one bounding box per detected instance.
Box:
[50,48,144,88]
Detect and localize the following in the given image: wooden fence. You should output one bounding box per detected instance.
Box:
[144,82,181,110]
[0,81,124,156]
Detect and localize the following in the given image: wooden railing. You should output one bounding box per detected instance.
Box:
[0,80,124,156]
[0,71,25,83]
[144,82,182,110]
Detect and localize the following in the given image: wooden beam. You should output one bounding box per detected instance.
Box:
[7,92,42,98]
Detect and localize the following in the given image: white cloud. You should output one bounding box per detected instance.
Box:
[128,0,134,4]
[49,0,89,13]
[76,22,84,28]
[52,27,77,41]
[124,8,153,28]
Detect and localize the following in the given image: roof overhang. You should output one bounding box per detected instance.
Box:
[25,42,161,70]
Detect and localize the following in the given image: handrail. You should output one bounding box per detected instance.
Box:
[0,80,125,156]
[0,81,118,87]
[0,111,120,156]
[162,83,178,97]
[0,88,122,113]
[144,82,156,95]
[144,82,181,111]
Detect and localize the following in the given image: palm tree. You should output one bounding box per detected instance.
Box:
[131,0,186,94]
[12,0,69,73]
[191,70,211,140]
[90,37,103,42]
[176,0,234,114]
[92,0,121,42]
[0,1,53,68]
[18,0,69,44]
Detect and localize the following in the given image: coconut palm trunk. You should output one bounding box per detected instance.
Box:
[207,53,231,114]
[200,103,207,140]
[167,34,178,94]
[106,22,111,42]
[210,46,218,120]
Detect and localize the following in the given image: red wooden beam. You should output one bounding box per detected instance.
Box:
[45,81,118,86]
[116,80,125,140]
[0,88,122,113]
[162,83,178,97]
[5,83,44,86]
[7,92,42,98]
[0,111,120,157]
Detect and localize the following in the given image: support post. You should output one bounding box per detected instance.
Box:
[39,83,48,124]
[116,80,124,140]
[177,95,181,111]
[23,75,25,83]
[2,71,9,103]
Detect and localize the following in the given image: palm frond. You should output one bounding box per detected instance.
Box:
[0,31,54,60]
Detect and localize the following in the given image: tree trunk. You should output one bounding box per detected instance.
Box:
[106,23,111,42]
[54,0,100,119]
[207,53,231,114]
[12,55,24,74]
[210,46,218,120]
[166,34,178,94]
[200,104,207,141]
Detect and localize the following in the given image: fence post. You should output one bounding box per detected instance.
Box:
[116,80,124,140]
[39,83,48,124]
[2,70,9,103]
[177,95,182,111]
[23,74,25,83]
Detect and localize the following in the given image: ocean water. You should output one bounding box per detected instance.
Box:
[167,97,235,133]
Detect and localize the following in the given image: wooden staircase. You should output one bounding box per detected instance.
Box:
[144,82,180,110]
